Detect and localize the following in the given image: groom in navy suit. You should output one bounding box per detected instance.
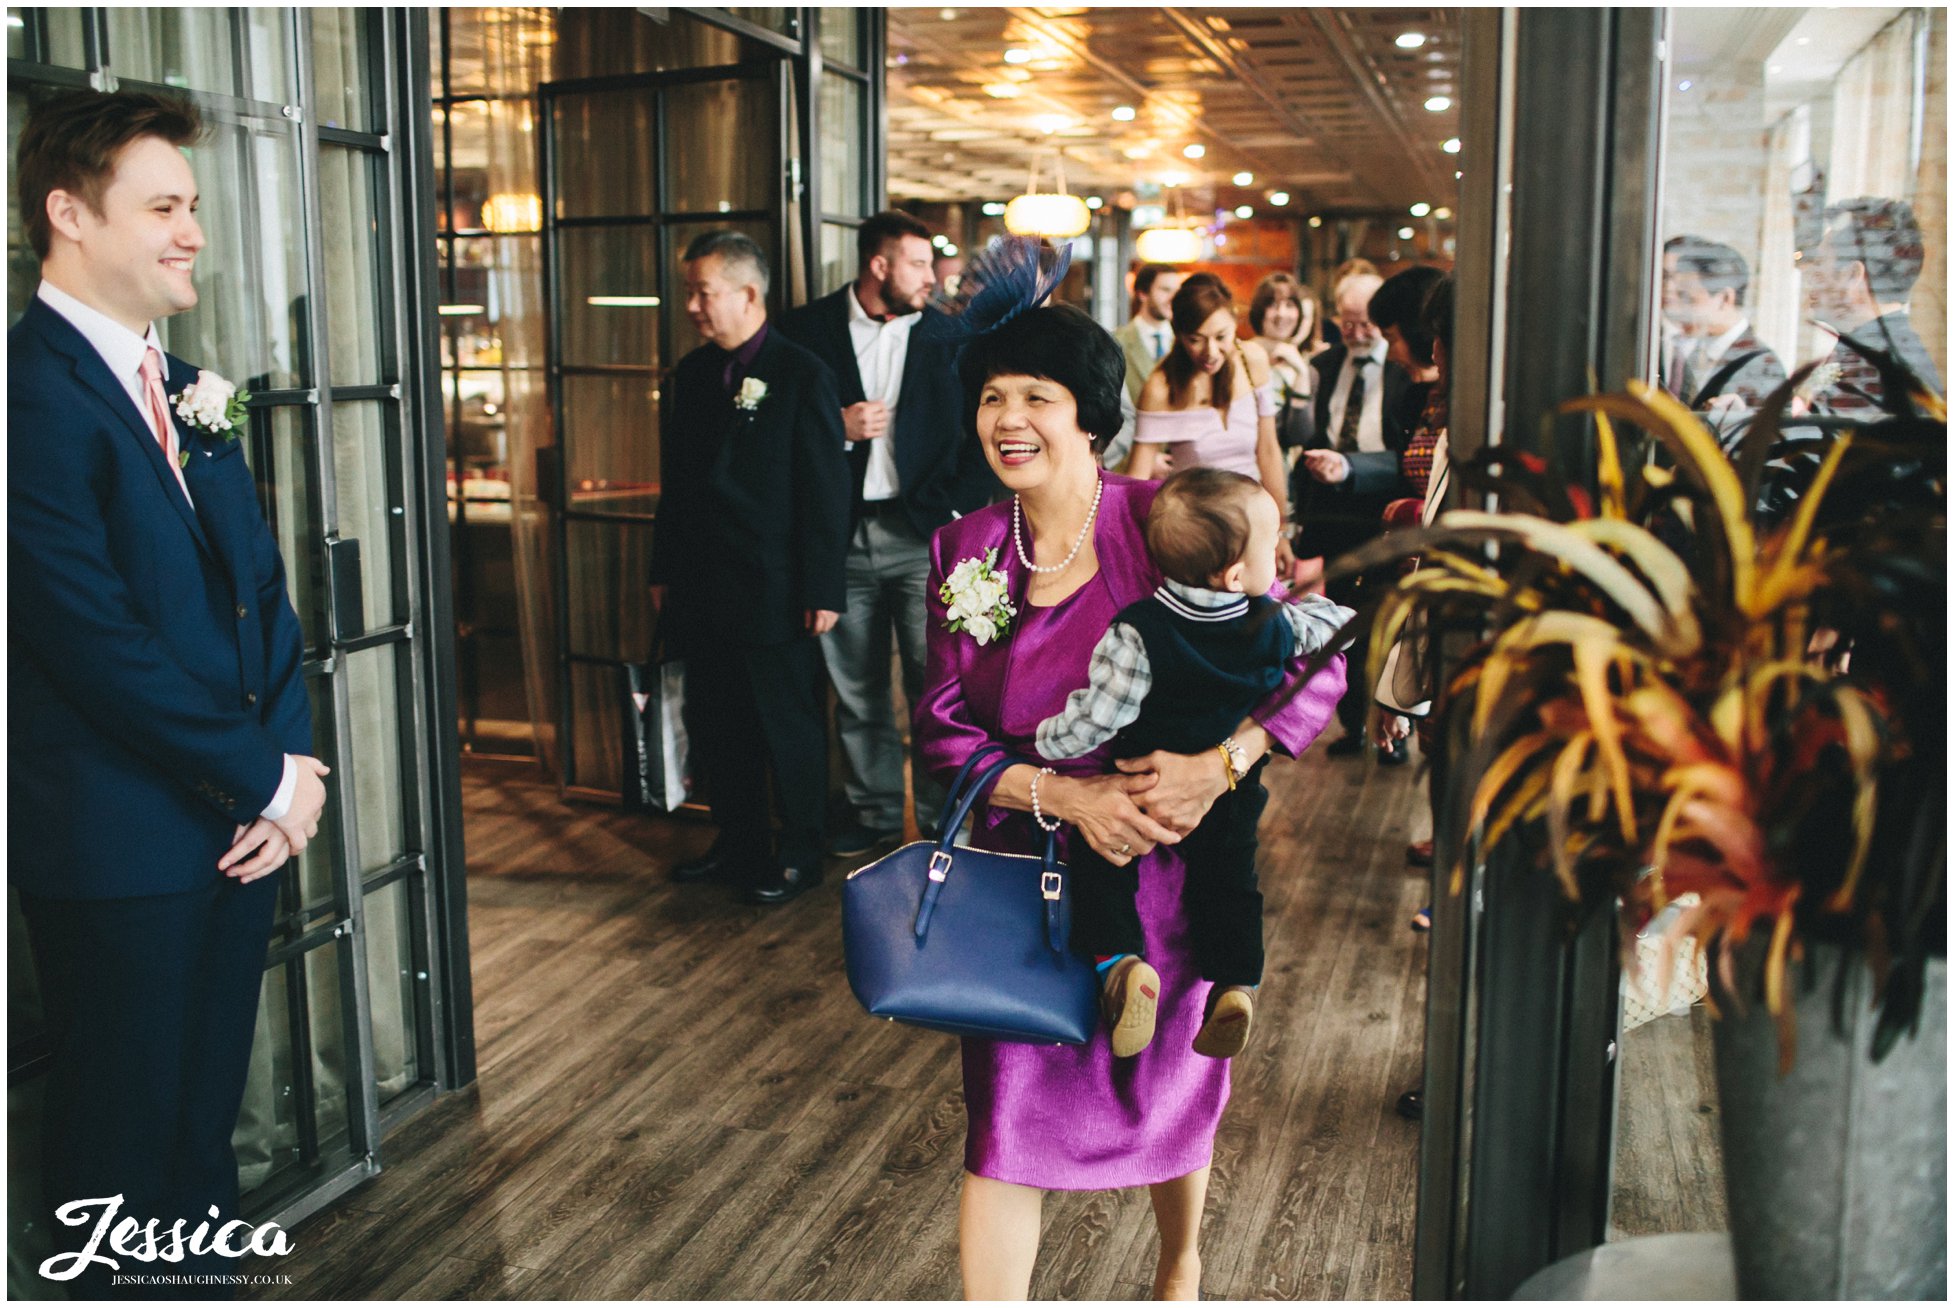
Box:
[10,90,329,1295]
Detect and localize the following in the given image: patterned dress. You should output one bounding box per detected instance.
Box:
[915,474,1346,1189]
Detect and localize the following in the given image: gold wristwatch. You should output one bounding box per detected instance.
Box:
[1219,736,1249,789]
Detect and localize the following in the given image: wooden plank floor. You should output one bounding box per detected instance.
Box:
[1609,1007,1728,1239]
[257,744,1434,1300]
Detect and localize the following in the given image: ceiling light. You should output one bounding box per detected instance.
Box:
[1308,216,1323,229]
[1409,202,1431,217]
[1086,195,1104,209]
[438,304,485,316]
[1677,79,1692,92]
[1161,171,1188,188]
[1455,170,1463,179]
[1123,145,1150,160]
[1396,32,1427,49]
[481,192,543,233]
[941,243,959,256]
[1035,114,1068,135]
[1112,105,1137,122]
[1233,171,1253,186]
[1004,153,1092,239]
[1795,36,1811,45]
[1434,206,1453,220]
[1769,63,1783,74]
[586,295,661,307]
[1183,143,1206,159]
[981,201,1007,216]
[1442,137,1461,154]
[932,233,949,248]
[939,8,957,19]
[1003,47,1031,64]
[983,83,1021,99]
[1134,227,1202,263]
[1398,226,1415,240]
[1235,205,1253,219]
[1269,191,1290,206]
[1425,96,1451,112]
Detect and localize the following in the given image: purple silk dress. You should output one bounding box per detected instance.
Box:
[915,474,1347,1190]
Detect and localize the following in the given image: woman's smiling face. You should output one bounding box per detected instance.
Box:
[975,373,1092,494]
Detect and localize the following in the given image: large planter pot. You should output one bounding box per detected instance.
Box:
[1712,942,1946,1299]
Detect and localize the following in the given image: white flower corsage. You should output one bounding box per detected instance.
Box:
[171,369,251,440]
[1795,360,1843,403]
[735,377,769,411]
[940,547,1016,647]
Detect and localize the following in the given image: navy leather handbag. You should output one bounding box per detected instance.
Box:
[842,744,1101,1044]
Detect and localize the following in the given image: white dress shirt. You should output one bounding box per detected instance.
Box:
[847,285,916,503]
[1324,336,1389,453]
[37,279,299,823]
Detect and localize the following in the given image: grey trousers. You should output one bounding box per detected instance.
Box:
[821,512,948,833]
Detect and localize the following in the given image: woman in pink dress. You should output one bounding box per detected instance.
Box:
[915,301,1344,1298]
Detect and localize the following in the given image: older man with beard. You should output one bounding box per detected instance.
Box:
[778,211,997,856]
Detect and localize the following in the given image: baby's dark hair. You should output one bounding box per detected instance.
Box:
[1146,467,1263,586]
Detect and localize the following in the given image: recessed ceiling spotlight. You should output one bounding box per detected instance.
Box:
[1123,145,1150,160]
[1396,32,1426,49]
[1003,47,1031,64]
[1112,105,1137,122]
[1233,171,1253,186]
[1269,191,1290,206]
[1434,206,1453,220]
[1677,79,1693,92]
[942,243,959,256]
[1409,202,1431,217]
[1769,63,1783,74]
[1442,137,1461,154]
[939,8,957,20]
[1455,170,1463,179]
[1425,95,1451,112]
[981,201,1006,216]
[932,234,948,248]
[1086,195,1104,209]
[1183,143,1206,159]
[1235,205,1253,218]
[1795,36,1811,45]
[1308,215,1322,228]
[983,83,1021,98]
[1398,226,1415,240]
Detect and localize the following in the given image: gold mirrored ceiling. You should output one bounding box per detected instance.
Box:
[887,6,1463,215]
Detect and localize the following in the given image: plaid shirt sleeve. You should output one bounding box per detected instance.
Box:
[1281,593,1359,656]
[1034,622,1151,761]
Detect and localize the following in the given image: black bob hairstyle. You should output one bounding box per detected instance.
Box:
[956,304,1126,448]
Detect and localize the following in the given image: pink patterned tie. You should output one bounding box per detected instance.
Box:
[138,348,176,461]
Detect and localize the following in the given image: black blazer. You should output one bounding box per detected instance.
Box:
[1293,345,1419,562]
[776,287,998,537]
[648,326,852,652]
[9,297,312,898]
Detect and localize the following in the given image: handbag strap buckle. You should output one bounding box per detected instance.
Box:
[1040,870,1062,901]
[928,850,954,883]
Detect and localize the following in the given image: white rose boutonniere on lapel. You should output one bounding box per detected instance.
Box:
[172,370,251,440]
[735,377,769,412]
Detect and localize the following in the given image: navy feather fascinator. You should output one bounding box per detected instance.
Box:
[915,236,1072,347]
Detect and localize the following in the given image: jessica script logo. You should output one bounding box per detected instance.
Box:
[40,1195,293,1281]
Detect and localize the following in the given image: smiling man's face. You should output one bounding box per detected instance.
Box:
[59,133,205,332]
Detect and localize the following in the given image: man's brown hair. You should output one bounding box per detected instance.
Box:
[16,89,203,261]
[1145,466,1261,587]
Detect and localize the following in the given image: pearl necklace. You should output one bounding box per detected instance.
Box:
[1013,474,1104,576]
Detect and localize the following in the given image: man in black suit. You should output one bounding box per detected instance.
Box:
[1293,269,1418,756]
[649,231,852,904]
[777,211,997,855]
[1801,196,1943,417]
[1660,235,1789,425]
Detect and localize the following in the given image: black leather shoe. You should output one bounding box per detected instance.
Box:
[1324,733,1364,757]
[1379,740,1411,766]
[671,848,746,885]
[1396,1087,1423,1121]
[747,865,823,905]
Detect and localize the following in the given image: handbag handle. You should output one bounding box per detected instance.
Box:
[932,742,1012,836]
[914,754,1066,956]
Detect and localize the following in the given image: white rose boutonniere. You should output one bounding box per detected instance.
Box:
[735,377,769,411]
[171,370,251,440]
[940,547,1016,647]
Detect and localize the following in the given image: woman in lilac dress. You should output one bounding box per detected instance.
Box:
[914,303,1345,1298]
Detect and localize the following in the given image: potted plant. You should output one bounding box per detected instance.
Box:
[1325,352,1945,1297]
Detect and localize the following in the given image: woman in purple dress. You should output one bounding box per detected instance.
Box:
[914,303,1345,1298]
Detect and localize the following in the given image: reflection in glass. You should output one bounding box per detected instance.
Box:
[343,647,408,877]
[7,89,38,324]
[312,9,375,131]
[559,227,662,368]
[10,8,87,68]
[553,89,656,219]
[235,941,354,1198]
[330,403,403,633]
[363,879,421,1105]
[569,662,623,793]
[562,374,660,509]
[267,406,326,651]
[107,8,295,104]
[320,145,386,387]
[820,6,862,69]
[442,6,557,99]
[819,74,865,218]
[819,221,856,296]
[165,116,308,390]
[667,77,776,215]
[566,520,655,663]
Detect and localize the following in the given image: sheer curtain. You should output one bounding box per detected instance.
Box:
[1827,12,1919,200]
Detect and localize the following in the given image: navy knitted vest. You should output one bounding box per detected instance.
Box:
[1111,591,1290,758]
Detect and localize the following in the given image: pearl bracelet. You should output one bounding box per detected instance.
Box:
[1029,766,1063,833]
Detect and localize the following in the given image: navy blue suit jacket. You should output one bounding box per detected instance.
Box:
[9,296,312,899]
[775,288,999,537]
